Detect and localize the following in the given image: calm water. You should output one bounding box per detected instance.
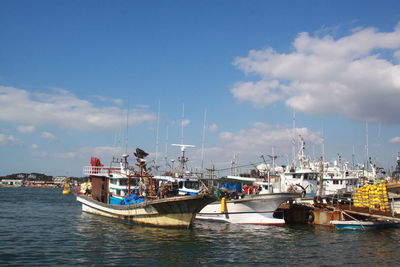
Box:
[1,187,399,266]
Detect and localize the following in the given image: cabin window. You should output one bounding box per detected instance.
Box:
[116,189,121,195]
[119,179,128,186]
[293,174,302,179]
[333,180,339,185]
[110,179,117,185]
[179,181,183,188]
[185,181,199,190]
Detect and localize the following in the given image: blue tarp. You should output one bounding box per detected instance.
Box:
[218,183,242,193]
[120,194,145,205]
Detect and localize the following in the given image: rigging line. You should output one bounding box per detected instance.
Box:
[155,100,160,169]
[125,98,130,154]
[214,160,272,172]
[181,103,185,145]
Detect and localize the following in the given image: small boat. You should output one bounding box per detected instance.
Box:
[330,220,400,230]
[62,181,72,194]
[197,193,301,225]
[76,149,216,228]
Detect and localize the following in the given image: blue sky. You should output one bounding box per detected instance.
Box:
[1,0,400,177]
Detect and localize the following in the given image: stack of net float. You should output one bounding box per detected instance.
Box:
[352,180,390,212]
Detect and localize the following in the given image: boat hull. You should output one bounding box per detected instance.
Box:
[196,193,300,225]
[77,194,216,228]
[330,220,400,230]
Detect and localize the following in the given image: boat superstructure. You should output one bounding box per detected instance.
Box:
[153,144,202,196]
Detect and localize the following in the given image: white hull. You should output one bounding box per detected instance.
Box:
[197,193,299,225]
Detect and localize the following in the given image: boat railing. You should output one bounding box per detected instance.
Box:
[83,166,120,177]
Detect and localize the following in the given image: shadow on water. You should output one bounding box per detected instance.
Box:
[1,187,400,266]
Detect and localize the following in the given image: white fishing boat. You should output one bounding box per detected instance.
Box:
[197,192,300,225]
[272,136,319,197]
[197,176,300,225]
[322,156,360,196]
[76,149,216,228]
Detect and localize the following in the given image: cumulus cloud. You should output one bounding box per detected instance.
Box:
[41,132,56,140]
[390,136,400,143]
[208,124,218,132]
[17,125,35,133]
[0,86,156,131]
[231,80,284,108]
[219,122,323,156]
[90,95,123,105]
[232,23,400,123]
[0,133,18,146]
[181,119,191,126]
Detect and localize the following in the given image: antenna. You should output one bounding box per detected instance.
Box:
[125,99,130,154]
[366,121,369,172]
[181,103,185,145]
[267,146,277,175]
[155,100,160,170]
[201,108,207,170]
[171,144,195,174]
[292,109,296,164]
[321,121,325,160]
[164,124,169,169]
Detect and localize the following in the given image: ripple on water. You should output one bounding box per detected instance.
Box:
[1,187,400,266]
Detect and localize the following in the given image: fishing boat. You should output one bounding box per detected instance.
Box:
[76,148,216,228]
[330,220,400,230]
[197,176,301,225]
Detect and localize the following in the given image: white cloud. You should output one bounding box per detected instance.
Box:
[17,125,35,133]
[54,152,77,158]
[390,136,400,143]
[232,23,400,123]
[91,95,123,105]
[41,132,56,140]
[0,86,155,131]
[219,123,323,154]
[230,80,283,108]
[0,133,18,146]
[181,119,191,126]
[187,123,323,171]
[32,144,39,149]
[208,124,218,132]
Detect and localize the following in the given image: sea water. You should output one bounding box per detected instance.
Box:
[1,187,399,266]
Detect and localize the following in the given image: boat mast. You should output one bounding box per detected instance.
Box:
[155,100,160,173]
[171,144,195,177]
[201,108,207,172]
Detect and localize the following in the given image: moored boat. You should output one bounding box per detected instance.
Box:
[76,149,216,228]
[197,192,301,225]
[197,176,301,225]
[330,220,400,230]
